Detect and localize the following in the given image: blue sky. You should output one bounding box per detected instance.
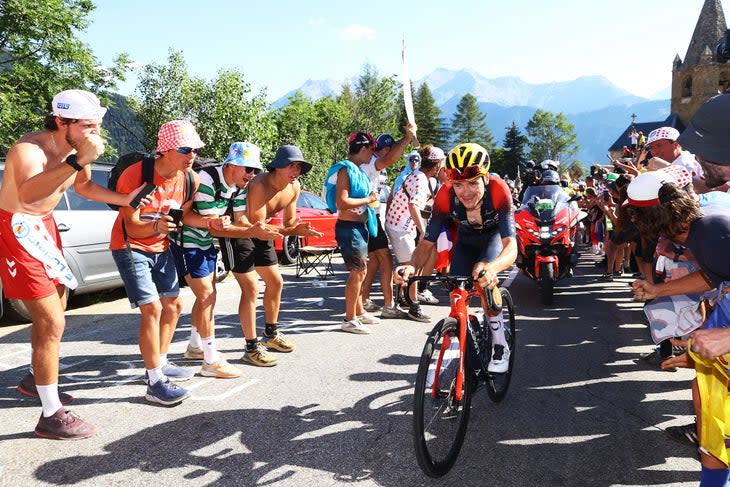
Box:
[81,0,718,101]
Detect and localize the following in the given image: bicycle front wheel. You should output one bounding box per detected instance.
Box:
[413,317,473,478]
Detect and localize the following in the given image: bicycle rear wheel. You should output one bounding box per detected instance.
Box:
[413,318,473,477]
[487,288,516,402]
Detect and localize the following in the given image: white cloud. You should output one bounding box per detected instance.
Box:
[308,17,325,26]
[339,24,376,42]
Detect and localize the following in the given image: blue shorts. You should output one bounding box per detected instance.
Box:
[112,248,180,308]
[169,242,218,279]
[450,228,503,277]
[335,220,368,271]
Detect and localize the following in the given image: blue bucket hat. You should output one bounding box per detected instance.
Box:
[267,144,312,174]
[223,142,262,169]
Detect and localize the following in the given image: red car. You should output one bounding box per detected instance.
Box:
[269,190,338,264]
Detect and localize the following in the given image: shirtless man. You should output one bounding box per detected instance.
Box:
[0,90,145,439]
[236,145,322,364]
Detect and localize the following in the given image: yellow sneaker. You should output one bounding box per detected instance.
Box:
[242,343,278,367]
[261,331,295,353]
[200,358,242,379]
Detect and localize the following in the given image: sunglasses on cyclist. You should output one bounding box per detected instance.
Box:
[175,147,200,155]
[243,166,261,175]
[447,165,486,181]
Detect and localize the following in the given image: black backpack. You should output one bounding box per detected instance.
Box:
[107,151,195,210]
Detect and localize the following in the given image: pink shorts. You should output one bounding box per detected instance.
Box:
[0,209,63,300]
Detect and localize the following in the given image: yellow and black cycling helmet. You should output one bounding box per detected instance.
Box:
[445,143,490,181]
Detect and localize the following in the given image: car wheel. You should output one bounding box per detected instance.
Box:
[215,251,229,283]
[280,236,301,265]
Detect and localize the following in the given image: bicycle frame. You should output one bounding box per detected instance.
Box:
[403,276,488,402]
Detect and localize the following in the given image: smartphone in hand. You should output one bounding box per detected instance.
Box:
[167,208,184,226]
[129,183,157,209]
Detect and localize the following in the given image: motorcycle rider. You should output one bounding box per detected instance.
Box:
[395,143,517,373]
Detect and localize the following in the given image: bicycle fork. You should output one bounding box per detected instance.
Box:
[431,288,471,402]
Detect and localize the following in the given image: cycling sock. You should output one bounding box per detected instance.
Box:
[147,367,164,386]
[189,327,203,349]
[700,466,729,486]
[159,354,168,366]
[245,338,259,352]
[37,383,63,417]
[264,323,278,336]
[489,312,507,348]
[201,336,220,365]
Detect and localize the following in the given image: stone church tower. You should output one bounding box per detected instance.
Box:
[671,0,730,125]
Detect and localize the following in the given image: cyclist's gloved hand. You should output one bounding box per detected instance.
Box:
[394,265,415,286]
[473,262,497,289]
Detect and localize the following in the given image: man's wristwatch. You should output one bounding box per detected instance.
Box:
[64,154,83,171]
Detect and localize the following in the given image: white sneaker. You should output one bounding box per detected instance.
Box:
[341,318,371,334]
[357,312,381,325]
[487,345,510,373]
[381,306,408,319]
[363,299,382,313]
[417,289,439,305]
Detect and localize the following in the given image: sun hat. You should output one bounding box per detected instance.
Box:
[155,120,204,153]
[375,134,396,151]
[646,127,680,146]
[623,166,688,207]
[677,94,730,165]
[267,144,312,174]
[51,89,107,120]
[223,142,262,169]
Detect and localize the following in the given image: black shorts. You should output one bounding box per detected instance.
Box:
[368,215,389,252]
[222,238,278,274]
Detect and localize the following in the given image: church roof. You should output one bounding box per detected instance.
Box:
[607,114,686,153]
[682,0,727,69]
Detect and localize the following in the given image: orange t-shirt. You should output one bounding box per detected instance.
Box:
[110,161,193,253]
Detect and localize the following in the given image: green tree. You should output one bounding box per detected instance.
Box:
[496,121,528,178]
[129,50,276,160]
[352,63,400,137]
[0,0,130,153]
[525,109,579,163]
[450,93,494,149]
[274,91,352,192]
[413,82,446,148]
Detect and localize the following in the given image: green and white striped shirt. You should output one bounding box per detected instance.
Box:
[177,166,247,249]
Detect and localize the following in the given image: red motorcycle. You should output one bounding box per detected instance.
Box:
[514,184,585,305]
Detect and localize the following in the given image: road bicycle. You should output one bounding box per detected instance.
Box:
[401,274,516,477]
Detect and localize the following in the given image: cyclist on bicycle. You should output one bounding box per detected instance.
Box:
[396,143,517,373]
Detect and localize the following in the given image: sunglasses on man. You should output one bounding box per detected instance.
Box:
[175,147,200,155]
[243,166,261,175]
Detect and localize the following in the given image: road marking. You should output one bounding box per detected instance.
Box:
[500,266,519,288]
[190,378,259,401]
[499,434,609,445]
[64,360,132,381]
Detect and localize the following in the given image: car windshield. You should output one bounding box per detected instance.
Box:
[520,185,570,209]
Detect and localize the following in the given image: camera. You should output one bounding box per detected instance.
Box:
[715,29,730,63]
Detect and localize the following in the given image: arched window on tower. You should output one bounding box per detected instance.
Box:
[682,77,693,97]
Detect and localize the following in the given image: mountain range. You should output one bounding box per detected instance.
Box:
[274,68,672,164]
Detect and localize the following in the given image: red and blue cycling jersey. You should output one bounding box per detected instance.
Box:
[424,176,515,275]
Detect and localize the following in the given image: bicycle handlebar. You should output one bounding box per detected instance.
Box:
[396,271,501,312]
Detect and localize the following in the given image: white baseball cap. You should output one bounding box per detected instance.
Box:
[51,89,107,120]
[646,127,680,146]
[623,166,689,207]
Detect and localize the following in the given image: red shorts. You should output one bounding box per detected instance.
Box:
[0,209,64,300]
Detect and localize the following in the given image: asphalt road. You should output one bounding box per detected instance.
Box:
[0,249,700,486]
